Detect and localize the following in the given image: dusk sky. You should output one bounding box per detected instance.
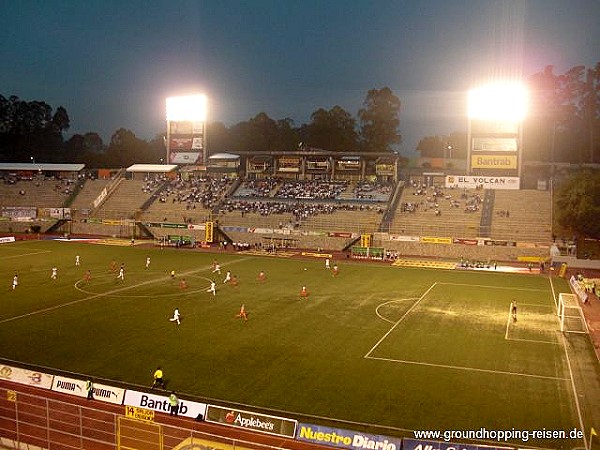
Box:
[1,0,598,155]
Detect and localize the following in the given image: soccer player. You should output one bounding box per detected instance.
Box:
[117,265,125,280]
[511,300,517,322]
[300,285,309,298]
[12,273,18,290]
[325,258,330,269]
[236,304,248,321]
[51,267,58,280]
[83,270,92,283]
[332,264,339,277]
[75,255,80,266]
[145,256,151,269]
[230,274,239,287]
[109,260,117,273]
[207,280,216,296]
[212,263,221,274]
[170,270,176,279]
[169,308,181,325]
[179,278,188,289]
[223,271,231,284]
[257,271,266,282]
[151,366,166,389]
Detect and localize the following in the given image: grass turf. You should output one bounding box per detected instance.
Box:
[0,239,598,449]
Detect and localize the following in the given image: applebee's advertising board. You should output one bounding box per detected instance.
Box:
[205,405,297,438]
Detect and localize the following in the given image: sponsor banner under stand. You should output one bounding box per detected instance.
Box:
[445,175,520,190]
[171,437,255,450]
[421,236,452,244]
[296,423,402,450]
[403,438,512,450]
[124,390,207,419]
[388,235,420,242]
[52,375,125,404]
[205,404,297,438]
[0,364,53,389]
[0,236,16,243]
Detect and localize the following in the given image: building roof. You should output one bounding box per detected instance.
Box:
[208,153,240,160]
[126,164,178,172]
[0,163,85,172]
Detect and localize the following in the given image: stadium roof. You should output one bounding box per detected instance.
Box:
[126,164,178,173]
[0,163,85,172]
[208,153,239,160]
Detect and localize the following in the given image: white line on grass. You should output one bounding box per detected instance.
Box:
[438,281,547,292]
[0,257,253,325]
[0,250,52,260]
[551,276,587,450]
[364,283,437,358]
[504,303,559,345]
[366,355,569,381]
[375,298,420,324]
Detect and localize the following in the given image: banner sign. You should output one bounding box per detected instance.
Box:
[403,438,512,450]
[296,423,401,450]
[123,390,206,419]
[1,206,37,219]
[470,154,517,169]
[328,232,354,238]
[453,238,479,245]
[388,235,420,242]
[569,275,589,303]
[52,376,125,404]
[0,237,16,244]
[421,236,452,244]
[0,364,53,389]
[205,405,297,438]
[171,438,254,450]
[445,176,520,190]
[125,405,155,422]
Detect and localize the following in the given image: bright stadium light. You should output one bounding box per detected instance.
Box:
[166,94,207,121]
[467,83,527,121]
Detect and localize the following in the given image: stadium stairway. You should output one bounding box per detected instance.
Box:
[478,190,494,238]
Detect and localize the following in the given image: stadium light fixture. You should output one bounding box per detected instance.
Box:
[166,94,207,122]
[467,83,527,121]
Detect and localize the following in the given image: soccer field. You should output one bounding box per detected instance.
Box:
[1,240,598,449]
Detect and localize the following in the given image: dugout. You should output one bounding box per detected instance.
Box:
[0,163,85,181]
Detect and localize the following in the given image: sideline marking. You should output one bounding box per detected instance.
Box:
[0,250,52,260]
[439,281,547,292]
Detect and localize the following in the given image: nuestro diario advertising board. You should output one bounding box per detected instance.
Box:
[123,390,207,419]
[205,405,297,438]
[296,423,402,450]
[51,375,125,404]
[0,364,53,389]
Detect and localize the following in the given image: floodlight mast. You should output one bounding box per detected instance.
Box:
[165,94,208,166]
[466,82,527,178]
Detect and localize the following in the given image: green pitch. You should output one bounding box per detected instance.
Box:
[1,240,598,449]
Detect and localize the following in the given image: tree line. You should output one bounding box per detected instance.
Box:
[0,88,401,168]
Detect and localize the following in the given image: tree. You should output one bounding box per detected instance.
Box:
[105,128,151,167]
[300,106,358,152]
[416,136,445,158]
[555,170,600,239]
[51,106,70,134]
[358,87,401,153]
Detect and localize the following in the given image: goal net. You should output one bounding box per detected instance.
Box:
[558,293,588,334]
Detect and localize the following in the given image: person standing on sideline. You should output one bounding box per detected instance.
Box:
[12,273,18,290]
[510,300,517,322]
[151,367,166,389]
[169,308,181,325]
[168,391,179,416]
[75,255,80,266]
[85,379,94,400]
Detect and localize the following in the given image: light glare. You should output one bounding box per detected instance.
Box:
[468,83,527,121]
[166,95,207,121]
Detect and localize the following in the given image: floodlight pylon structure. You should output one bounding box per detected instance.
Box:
[467,82,527,179]
[166,94,208,165]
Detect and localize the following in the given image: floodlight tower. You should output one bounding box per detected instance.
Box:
[165,94,208,165]
[467,83,527,179]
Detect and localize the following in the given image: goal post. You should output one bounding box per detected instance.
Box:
[558,293,588,334]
